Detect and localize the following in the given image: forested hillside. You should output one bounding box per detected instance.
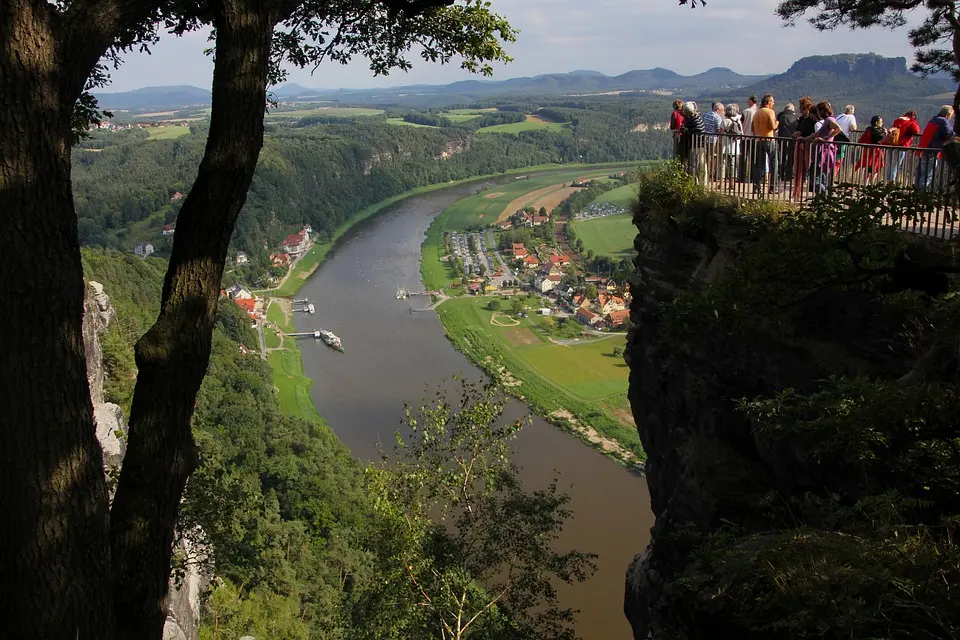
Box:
[82,249,592,639]
[72,108,672,259]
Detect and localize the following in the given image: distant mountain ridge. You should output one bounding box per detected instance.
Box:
[96,85,211,110]
[95,55,949,111]
[727,53,950,101]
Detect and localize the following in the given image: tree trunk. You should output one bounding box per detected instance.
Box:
[0,1,115,637]
[108,0,275,636]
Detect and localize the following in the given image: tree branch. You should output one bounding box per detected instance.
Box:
[57,0,162,99]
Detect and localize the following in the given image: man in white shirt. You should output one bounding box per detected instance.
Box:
[836,104,858,138]
[835,105,858,180]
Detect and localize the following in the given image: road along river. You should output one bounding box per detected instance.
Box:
[294,173,652,639]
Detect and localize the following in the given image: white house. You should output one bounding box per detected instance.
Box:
[235,251,249,265]
[535,273,562,294]
[134,242,154,258]
[226,284,253,300]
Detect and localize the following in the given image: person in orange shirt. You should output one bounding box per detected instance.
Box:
[752,94,780,194]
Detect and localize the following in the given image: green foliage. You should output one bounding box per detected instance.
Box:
[642,176,960,638]
[369,379,597,640]
[486,299,501,311]
[634,160,708,214]
[216,299,259,350]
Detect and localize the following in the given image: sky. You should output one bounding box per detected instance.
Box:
[105,0,922,92]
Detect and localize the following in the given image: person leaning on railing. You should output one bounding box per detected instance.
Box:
[915,106,954,191]
[884,111,921,183]
[804,101,841,195]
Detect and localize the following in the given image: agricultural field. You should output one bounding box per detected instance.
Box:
[594,183,639,209]
[440,108,494,122]
[265,106,384,119]
[569,213,636,259]
[435,297,642,458]
[385,118,435,128]
[476,114,569,134]
[440,169,615,230]
[147,125,190,140]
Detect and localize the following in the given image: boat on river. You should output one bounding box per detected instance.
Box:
[313,329,344,352]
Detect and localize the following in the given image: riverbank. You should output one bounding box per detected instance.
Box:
[435,297,644,468]
[264,299,327,424]
[261,161,643,298]
[418,170,646,467]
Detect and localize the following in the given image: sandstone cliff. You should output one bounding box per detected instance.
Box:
[82,282,207,640]
[621,195,956,637]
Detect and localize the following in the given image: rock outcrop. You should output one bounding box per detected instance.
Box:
[82,282,207,640]
[621,203,940,637]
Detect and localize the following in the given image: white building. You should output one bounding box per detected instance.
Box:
[235,251,249,265]
[226,284,253,300]
[535,273,562,294]
[134,242,154,258]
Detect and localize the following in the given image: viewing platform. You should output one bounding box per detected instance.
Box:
[675,131,960,239]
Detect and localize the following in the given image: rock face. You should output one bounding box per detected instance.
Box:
[82,282,207,640]
[621,204,926,637]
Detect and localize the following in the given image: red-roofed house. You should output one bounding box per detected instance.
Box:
[522,254,540,269]
[283,231,308,257]
[576,307,602,326]
[512,243,528,259]
[270,252,291,266]
[606,310,631,328]
[571,294,588,309]
[170,191,186,203]
[599,295,626,315]
[548,255,570,267]
[535,273,563,293]
[161,224,175,236]
[532,215,549,226]
[234,297,258,319]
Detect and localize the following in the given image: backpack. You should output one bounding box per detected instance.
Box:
[724,117,743,136]
[882,126,901,146]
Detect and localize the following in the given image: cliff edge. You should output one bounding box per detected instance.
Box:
[622,168,960,638]
[82,281,207,640]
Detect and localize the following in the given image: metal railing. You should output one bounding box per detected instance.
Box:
[673,130,960,239]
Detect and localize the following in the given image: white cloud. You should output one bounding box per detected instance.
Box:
[105,0,920,92]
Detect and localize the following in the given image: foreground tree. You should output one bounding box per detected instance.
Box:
[0,2,513,638]
[368,379,596,640]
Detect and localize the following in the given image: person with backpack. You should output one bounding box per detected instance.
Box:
[720,103,743,185]
[885,111,921,183]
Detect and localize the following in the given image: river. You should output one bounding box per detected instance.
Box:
[294,174,652,639]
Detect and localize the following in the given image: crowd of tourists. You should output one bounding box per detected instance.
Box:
[671,95,957,197]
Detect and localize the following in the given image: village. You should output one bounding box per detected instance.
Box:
[442,208,631,332]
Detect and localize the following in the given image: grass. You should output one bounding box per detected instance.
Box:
[476,115,569,135]
[434,298,643,460]
[268,338,326,423]
[569,213,636,259]
[147,125,190,140]
[266,107,384,118]
[259,161,647,298]
[595,183,639,209]
[264,326,282,349]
